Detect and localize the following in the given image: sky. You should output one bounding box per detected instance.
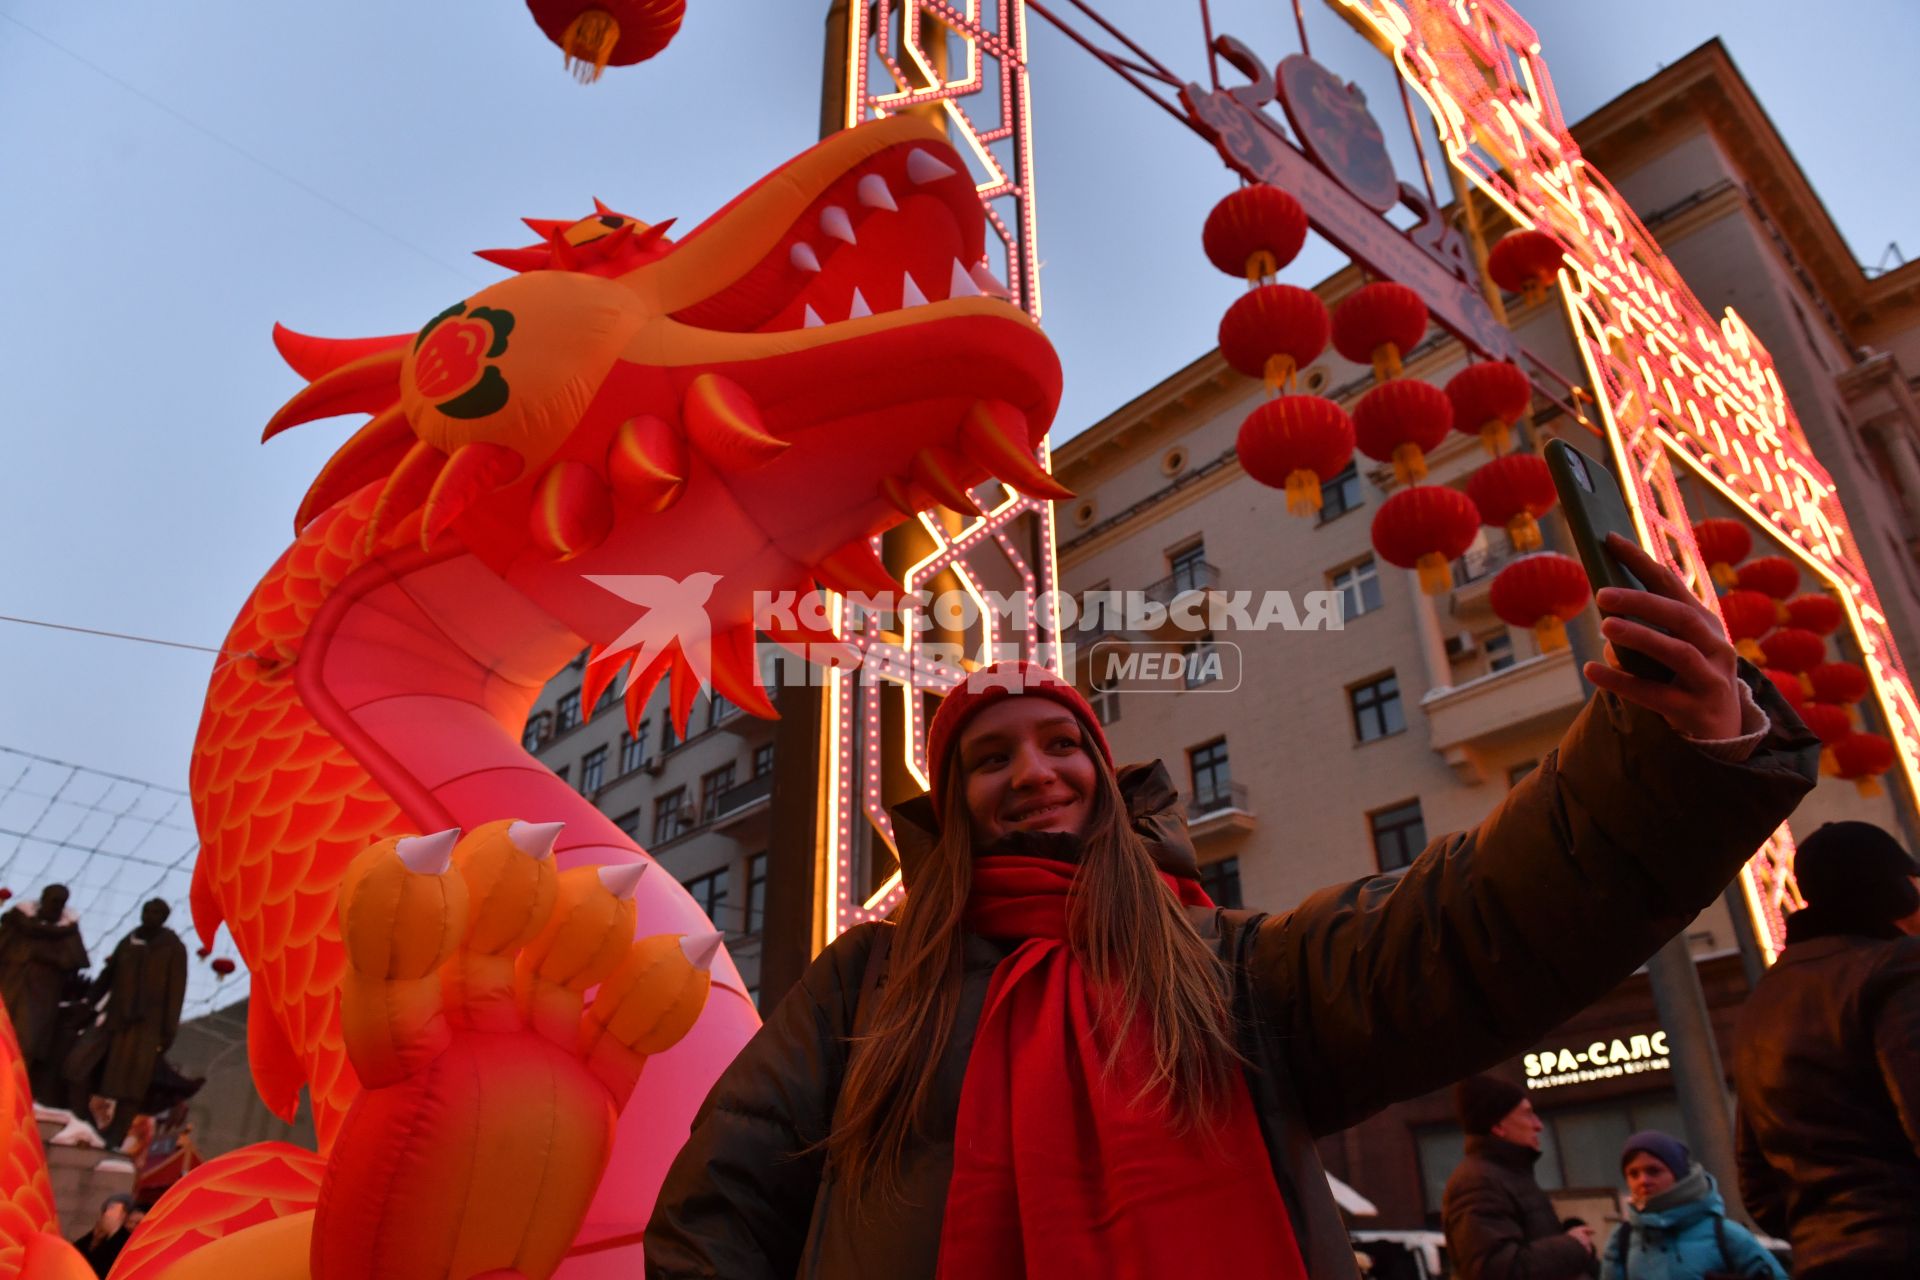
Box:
[2,0,1915,803]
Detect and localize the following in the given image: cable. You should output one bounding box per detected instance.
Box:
[0,614,251,660]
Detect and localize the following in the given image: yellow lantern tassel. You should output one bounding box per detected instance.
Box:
[1799,673,1814,698]
[1735,639,1765,664]
[1854,776,1884,798]
[1533,617,1569,652]
[1371,343,1403,383]
[1710,562,1738,590]
[1507,513,1542,551]
[1390,442,1428,486]
[1523,280,1550,305]
[1479,419,1511,456]
[1263,353,1299,394]
[1284,470,1324,516]
[562,8,621,83]
[1244,250,1277,284]
[1775,602,1791,625]
[1416,552,1452,595]
[1819,747,1838,776]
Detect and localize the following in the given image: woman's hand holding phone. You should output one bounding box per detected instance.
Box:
[1585,533,1744,740]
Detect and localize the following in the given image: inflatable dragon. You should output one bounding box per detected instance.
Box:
[0,114,1063,1279]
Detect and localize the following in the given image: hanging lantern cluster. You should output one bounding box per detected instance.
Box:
[1487,228,1565,304]
[1694,519,1892,793]
[1489,552,1592,652]
[1208,185,1355,518]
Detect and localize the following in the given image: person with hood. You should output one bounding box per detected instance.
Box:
[646,538,1818,1280]
[1600,1131,1784,1280]
[1444,1076,1596,1279]
[70,899,189,1145]
[1732,820,1920,1278]
[0,883,89,1101]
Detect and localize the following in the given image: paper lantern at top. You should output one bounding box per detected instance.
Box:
[1466,453,1557,552]
[210,956,237,978]
[1488,228,1565,303]
[1832,731,1897,797]
[1808,660,1870,707]
[1371,485,1482,595]
[1332,283,1428,382]
[1736,556,1800,611]
[1237,396,1355,516]
[1490,552,1591,652]
[1204,185,1308,282]
[1446,361,1532,456]
[1691,518,1751,589]
[1718,589,1779,664]
[1761,667,1808,713]
[1784,592,1843,636]
[526,0,688,82]
[1353,379,1452,486]
[1219,285,1329,392]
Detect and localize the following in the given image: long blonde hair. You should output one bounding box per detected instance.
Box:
[826,743,1242,1197]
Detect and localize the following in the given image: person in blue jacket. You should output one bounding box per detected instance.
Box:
[1600,1132,1785,1280]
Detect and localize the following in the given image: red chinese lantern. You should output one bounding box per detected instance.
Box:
[210,956,237,978]
[1219,285,1330,391]
[1466,454,1557,552]
[1445,361,1532,456]
[0,889,10,904]
[1761,667,1808,713]
[1353,380,1452,485]
[1832,731,1897,797]
[1236,396,1355,516]
[1331,282,1428,382]
[1760,627,1826,695]
[526,0,688,82]
[1204,185,1309,282]
[1784,593,1842,636]
[1490,553,1591,652]
[1809,660,1870,707]
[1736,556,1799,617]
[1487,228,1565,303]
[1691,518,1751,590]
[1800,703,1854,774]
[1718,590,1778,664]
[1371,485,1483,595]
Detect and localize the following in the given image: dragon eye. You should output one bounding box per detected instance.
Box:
[599,215,623,229]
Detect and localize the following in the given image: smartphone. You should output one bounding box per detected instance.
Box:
[1543,439,1677,684]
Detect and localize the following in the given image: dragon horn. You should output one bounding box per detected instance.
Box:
[634,218,676,247]
[420,442,524,549]
[592,197,614,216]
[814,539,900,599]
[271,324,411,381]
[668,649,701,739]
[262,348,407,441]
[709,624,779,720]
[522,218,571,237]
[623,643,679,736]
[295,405,415,532]
[607,415,687,512]
[683,374,788,470]
[364,440,449,553]
[959,400,1074,501]
[475,245,555,273]
[910,446,984,517]
[547,229,580,270]
[579,643,631,723]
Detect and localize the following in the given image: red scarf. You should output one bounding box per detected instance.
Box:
[936,855,1308,1280]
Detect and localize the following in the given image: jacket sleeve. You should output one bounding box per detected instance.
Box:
[1444,1175,1591,1280]
[1734,1105,1790,1239]
[644,923,877,1280]
[1597,1222,1625,1280]
[161,939,187,1049]
[1248,665,1817,1134]
[1869,940,1920,1159]
[1720,1217,1788,1279]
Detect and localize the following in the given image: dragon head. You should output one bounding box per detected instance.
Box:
[264,115,1065,732]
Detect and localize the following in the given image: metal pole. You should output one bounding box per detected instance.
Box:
[1646,938,1750,1224]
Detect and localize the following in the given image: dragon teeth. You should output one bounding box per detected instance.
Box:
[950,259,981,298]
[803,304,824,328]
[907,148,956,185]
[790,241,821,273]
[849,287,872,319]
[819,205,857,245]
[857,173,897,211]
[901,272,928,307]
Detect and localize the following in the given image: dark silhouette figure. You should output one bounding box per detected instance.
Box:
[71,900,187,1145]
[0,883,89,1102]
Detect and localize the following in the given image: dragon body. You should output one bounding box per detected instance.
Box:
[0,115,1061,1279]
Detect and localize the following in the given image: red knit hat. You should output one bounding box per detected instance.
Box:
[924,660,1114,816]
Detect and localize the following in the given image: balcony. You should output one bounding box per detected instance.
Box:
[1448,534,1520,620]
[1422,646,1586,782]
[710,772,774,834]
[1185,781,1256,841]
[1141,561,1229,638]
[710,695,777,739]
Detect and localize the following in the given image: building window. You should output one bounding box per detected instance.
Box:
[1330,557,1383,620]
[684,866,731,925]
[1370,800,1427,872]
[1188,738,1231,809]
[1088,682,1121,725]
[1184,633,1222,688]
[613,809,641,838]
[593,681,619,715]
[709,694,737,729]
[746,853,768,934]
[522,715,548,753]
[621,725,649,774]
[1199,856,1242,909]
[1484,630,1516,672]
[700,764,737,820]
[1508,759,1537,787]
[1349,673,1405,743]
[1168,541,1208,595]
[553,763,570,786]
[753,743,775,777]
[652,787,688,844]
[1319,462,1363,522]
[662,716,679,754]
[555,690,582,732]
[580,746,607,793]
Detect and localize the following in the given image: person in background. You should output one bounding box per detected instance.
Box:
[0,882,89,1102]
[70,1193,131,1277]
[1600,1130,1784,1280]
[1443,1075,1597,1280]
[1733,820,1920,1278]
